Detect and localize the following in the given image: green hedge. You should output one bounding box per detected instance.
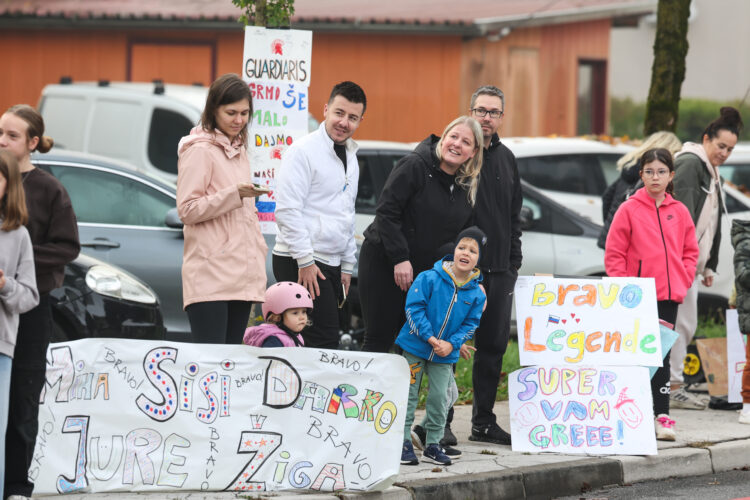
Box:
[610,97,750,142]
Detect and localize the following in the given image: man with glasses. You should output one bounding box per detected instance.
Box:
[273,81,367,349]
[467,85,522,445]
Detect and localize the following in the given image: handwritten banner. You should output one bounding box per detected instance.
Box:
[244,27,313,234]
[31,339,408,495]
[514,276,662,367]
[727,309,747,403]
[509,365,656,455]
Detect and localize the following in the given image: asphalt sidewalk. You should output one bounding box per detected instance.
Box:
[42,395,750,500]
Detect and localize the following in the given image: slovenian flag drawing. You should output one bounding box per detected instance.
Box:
[547,315,560,326]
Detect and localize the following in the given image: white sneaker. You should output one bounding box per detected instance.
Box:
[670,387,707,410]
[655,414,676,441]
[739,410,750,425]
[7,495,32,500]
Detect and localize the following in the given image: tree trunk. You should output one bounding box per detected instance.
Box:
[254,0,267,26]
[643,0,691,135]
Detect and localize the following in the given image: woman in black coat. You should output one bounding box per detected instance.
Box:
[359,116,483,353]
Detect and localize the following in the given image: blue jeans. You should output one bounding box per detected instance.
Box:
[0,354,12,500]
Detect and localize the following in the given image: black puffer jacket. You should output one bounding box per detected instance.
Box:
[363,135,473,275]
[473,133,522,272]
[597,160,641,249]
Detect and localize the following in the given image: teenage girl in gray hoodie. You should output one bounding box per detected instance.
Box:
[0,150,39,500]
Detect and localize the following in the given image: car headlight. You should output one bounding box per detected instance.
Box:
[85,265,157,304]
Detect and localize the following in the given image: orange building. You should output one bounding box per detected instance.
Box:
[0,0,655,140]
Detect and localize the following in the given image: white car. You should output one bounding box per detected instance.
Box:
[504,137,634,224]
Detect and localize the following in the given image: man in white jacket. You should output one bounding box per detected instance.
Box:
[273,81,366,348]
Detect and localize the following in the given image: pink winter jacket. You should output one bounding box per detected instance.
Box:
[177,127,268,308]
[605,188,699,303]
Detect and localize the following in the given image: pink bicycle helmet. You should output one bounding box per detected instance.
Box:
[262,281,314,319]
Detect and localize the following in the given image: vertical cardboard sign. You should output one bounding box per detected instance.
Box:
[243,27,313,233]
[726,309,748,403]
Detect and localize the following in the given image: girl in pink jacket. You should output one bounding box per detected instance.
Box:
[177,74,269,344]
[243,282,312,348]
[605,147,699,442]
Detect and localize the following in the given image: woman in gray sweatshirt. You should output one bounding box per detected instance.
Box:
[0,150,39,500]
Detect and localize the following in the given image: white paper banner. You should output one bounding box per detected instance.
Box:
[31,339,408,495]
[509,365,656,455]
[726,309,747,403]
[243,27,313,234]
[514,276,662,367]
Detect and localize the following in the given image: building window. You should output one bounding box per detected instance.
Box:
[577,60,606,135]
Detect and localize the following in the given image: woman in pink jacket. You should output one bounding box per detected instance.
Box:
[177,74,268,344]
[605,147,699,441]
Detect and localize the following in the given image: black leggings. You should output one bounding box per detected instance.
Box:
[653,300,679,416]
[273,255,342,349]
[5,294,52,498]
[359,240,407,353]
[185,300,253,344]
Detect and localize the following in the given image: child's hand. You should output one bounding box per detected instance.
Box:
[434,340,453,357]
[459,344,476,360]
[0,269,5,290]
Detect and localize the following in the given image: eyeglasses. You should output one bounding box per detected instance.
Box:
[471,108,504,119]
[642,169,670,178]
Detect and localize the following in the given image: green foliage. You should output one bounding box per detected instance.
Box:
[697,313,728,339]
[611,97,750,142]
[232,0,295,27]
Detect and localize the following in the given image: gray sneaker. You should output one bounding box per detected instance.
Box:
[670,387,707,410]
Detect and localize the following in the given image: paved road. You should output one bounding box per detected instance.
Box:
[557,468,750,499]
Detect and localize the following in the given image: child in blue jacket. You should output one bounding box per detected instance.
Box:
[396,227,486,466]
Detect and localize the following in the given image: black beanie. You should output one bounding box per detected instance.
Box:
[455,226,487,261]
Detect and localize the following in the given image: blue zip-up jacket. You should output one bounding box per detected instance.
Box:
[395,257,485,364]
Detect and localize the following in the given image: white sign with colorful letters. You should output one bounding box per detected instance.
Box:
[509,365,656,455]
[514,276,662,367]
[243,27,313,233]
[31,339,408,495]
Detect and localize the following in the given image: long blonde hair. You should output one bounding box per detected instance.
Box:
[617,131,681,170]
[435,116,484,205]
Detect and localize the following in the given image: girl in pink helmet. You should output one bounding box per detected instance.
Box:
[243,282,313,347]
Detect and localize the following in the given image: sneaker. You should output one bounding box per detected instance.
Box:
[739,410,750,425]
[401,440,419,465]
[469,423,512,445]
[422,443,452,466]
[411,424,426,450]
[670,387,707,410]
[7,496,32,500]
[442,445,462,459]
[655,414,676,441]
[442,423,458,446]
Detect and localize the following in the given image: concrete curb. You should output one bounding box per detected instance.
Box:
[707,438,750,473]
[394,458,622,500]
[616,447,713,484]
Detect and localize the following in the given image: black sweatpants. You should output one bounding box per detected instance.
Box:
[359,240,407,353]
[5,294,52,498]
[472,269,517,427]
[185,300,253,344]
[273,255,342,349]
[653,300,678,416]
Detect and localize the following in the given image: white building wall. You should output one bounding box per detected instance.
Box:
[610,0,750,102]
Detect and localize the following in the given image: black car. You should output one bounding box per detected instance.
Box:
[51,253,166,342]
